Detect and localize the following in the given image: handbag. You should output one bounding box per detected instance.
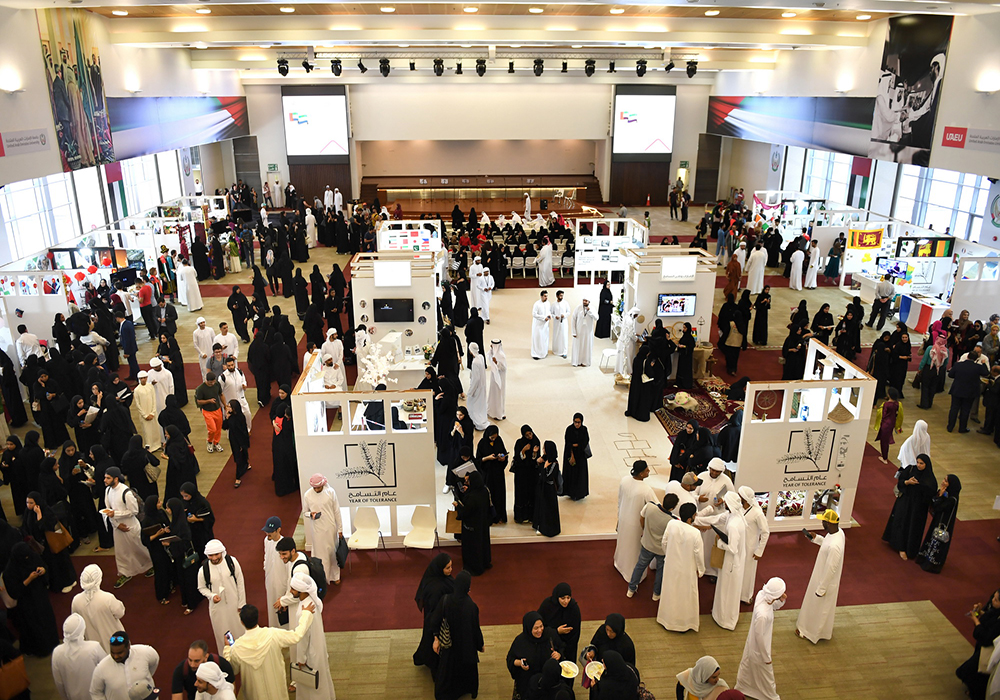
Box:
[583,444,592,459]
[445,510,461,534]
[182,544,200,569]
[335,534,349,568]
[438,601,453,650]
[710,536,726,569]
[44,522,74,555]
[49,394,70,417]
[290,663,320,690]
[931,500,957,544]
[144,463,162,482]
[0,655,29,700]
[980,644,995,675]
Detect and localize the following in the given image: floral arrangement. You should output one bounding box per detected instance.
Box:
[422,343,435,360]
[358,342,399,388]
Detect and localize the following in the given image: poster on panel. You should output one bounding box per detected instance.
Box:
[107,96,250,160]
[36,8,115,172]
[868,14,954,166]
[977,180,1000,250]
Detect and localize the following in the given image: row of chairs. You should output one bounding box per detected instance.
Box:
[346,504,439,572]
[508,253,577,277]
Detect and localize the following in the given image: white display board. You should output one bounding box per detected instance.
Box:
[612,93,676,154]
[378,220,443,253]
[573,217,647,286]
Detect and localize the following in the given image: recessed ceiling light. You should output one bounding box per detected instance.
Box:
[509,44,522,48]
[856,13,871,19]
[609,7,625,14]
[398,44,409,47]
[571,44,583,48]
[463,6,479,12]
[705,9,720,15]
[380,6,395,11]
[279,6,295,13]
[111,9,128,16]
[781,11,797,17]
[195,8,211,14]
[529,6,544,12]
[259,44,272,48]
[460,44,473,47]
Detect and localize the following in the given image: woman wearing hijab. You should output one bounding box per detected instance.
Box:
[428,570,483,700]
[668,420,714,481]
[87,445,116,552]
[272,402,300,497]
[596,281,613,339]
[22,490,77,593]
[790,299,808,328]
[157,331,188,407]
[676,656,730,700]
[883,452,936,560]
[413,553,456,671]
[179,481,215,556]
[140,495,174,604]
[58,441,99,543]
[3,542,59,656]
[308,264,327,307]
[874,387,903,464]
[561,413,591,502]
[66,395,98,456]
[867,331,893,403]
[625,345,652,421]
[593,650,638,700]
[507,611,565,700]
[528,658,574,700]
[751,286,771,346]
[121,435,160,502]
[537,583,582,673]
[222,398,251,488]
[156,395,190,441]
[35,368,70,448]
[18,431,43,497]
[675,323,696,390]
[533,441,561,538]
[476,426,508,524]
[513,425,541,524]
[915,473,961,574]
[163,424,199,502]
[887,330,912,400]
[958,588,1000,699]
[292,268,310,318]
[164,497,201,614]
[270,332,294,389]
[52,312,72,355]
[455,471,492,574]
[0,351,27,427]
[1,436,24,517]
[810,303,834,346]
[251,264,268,304]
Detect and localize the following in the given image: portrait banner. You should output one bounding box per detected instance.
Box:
[36,8,115,172]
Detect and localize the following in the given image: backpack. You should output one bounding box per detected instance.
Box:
[291,556,328,599]
[201,555,236,591]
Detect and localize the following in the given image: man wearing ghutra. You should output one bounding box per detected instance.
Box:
[302,474,344,586]
[736,577,787,700]
[197,539,247,653]
[195,661,238,700]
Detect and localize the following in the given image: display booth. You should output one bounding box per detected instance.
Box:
[573,217,647,287]
[736,339,876,532]
[377,219,443,253]
[952,257,1000,324]
[291,353,437,547]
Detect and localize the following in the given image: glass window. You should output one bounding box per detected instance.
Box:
[73,167,106,232]
[156,152,182,202]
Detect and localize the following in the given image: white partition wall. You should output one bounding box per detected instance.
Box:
[952,257,1000,324]
[350,251,441,351]
[573,217,647,287]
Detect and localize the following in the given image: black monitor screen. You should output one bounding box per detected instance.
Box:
[373,298,414,323]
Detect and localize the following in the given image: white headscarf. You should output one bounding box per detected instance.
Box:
[195,661,234,693]
[290,572,324,614]
[487,339,506,370]
[898,419,930,468]
[761,576,786,603]
[81,564,103,602]
[738,485,761,515]
[63,612,87,643]
[678,656,722,698]
[723,491,746,526]
[204,539,226,556]
[469,342,480,358]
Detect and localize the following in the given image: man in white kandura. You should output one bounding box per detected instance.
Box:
[739,485,770,603]
[735,577,787,700]
[302,474,344,586]
[52,613,105,700]
[466,343,490,430]
[570,298,598,367]
[549,290,570,358]
[478,268,495,324]
[261,516,288,629]
[486,339,507,420]
[524,192,531,219]
[101,467,152,589]
[696,458,735,581]
[615,306,641,375]
[197,539,248,653]
[531,291,551,359]
[789,247,805,291]
[72,565,126,653]
[288,573,337,700]
[333,187,343,214]
[223,603,315,700]
[745,243,768,295]
[322,353,346,395]
[804,240,821,289]
[89,631,158,700]
[657,502,705,633]
[613,460,657,582]
[132,371,161,450]
[796,509,845,643]
[193,317,216,381]
[321,330,347,392]
[214,322,239,362]
[177,259,203,311]
[469,256,484,312]
[710,492,747,630]
[147,357,174,414]
[195,661,238,700]
[323,185,334,210]
[537,238,555,288]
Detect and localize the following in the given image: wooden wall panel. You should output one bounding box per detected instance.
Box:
[609,161,672,207]
[694,133,722,205]
[287,164,352,207]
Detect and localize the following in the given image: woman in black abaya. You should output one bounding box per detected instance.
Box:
[270,333,294,389]
[675,323,696,390]
[592,650,638,700]
[868,331,893,403]
[58,441,99,542]
[917,473,961,574]
[413,552,456,671]
[272,403,300,497]
[752,286,771,346]
[957,587,1000,700]
[668,419,714,481]
[452,268,470,328]
[587,613,636,666]
[889,331,912,399]
[164,497,201,614]
[833,311,861,362]
[163,424,199,502]
[429,571,483,700]
[18,431,43,497]
[121,435,160,502]
[211,235,226,280]
[811,303,835,347]
[140,495,173,604]
[595,281,613,339]
[1,436,24,517]
[476,426,508,524]
[180,481,215,557]
[157,331,188,407]
[537,583,582,672]
[157,395,191,439]
[293,268,310,319]
[303,303,325,347]
[533,441,561,538]
[883,452,935,560]
[562,413,591,501]
[624,345,651,420]
[3,542,59,656]
[507,611,565,700]
[0,351,27,427]
[247,333,272,407]
[309,264,327,307]
[456,471,492,575]
[335,211,351,253]
[22,491,77,593]
[191,238,211,280]
[512,425,540,524]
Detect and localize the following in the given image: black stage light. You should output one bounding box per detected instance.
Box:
[358,59,368,74]
[379,58,390,77]
[687,60,697,78]
[665,60,674,73]
[508,61,515,73]
[533,58,544,76]
[476,59,486,76]
[608,60,616,73]
[434,58,444,76]
[277,58,289,76]
[302,59,313,73]
[331,59,342,76]
[636,59,646,77]
[409,60,416,71]
[584,59,595,77]
[561,61,568,73]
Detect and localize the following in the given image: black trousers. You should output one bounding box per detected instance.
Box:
[867,299,891,329]
[139,305,157,339]
[670,204,679,219]
[722,345,741,374]
[948,395,974,432]
[233,443,250,479]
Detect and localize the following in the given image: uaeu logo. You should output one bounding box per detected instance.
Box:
[771,150,781,172]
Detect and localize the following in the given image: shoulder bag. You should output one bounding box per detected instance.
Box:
[931,499,957,544]
[438,596,453,650]
[182,543,200,569]
[45,521,74,555]
[144,462,162,482]
[0,655,29,700]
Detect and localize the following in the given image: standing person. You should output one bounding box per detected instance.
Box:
[466,343,489,431]
[302,474,344,587]
[537,237,556,288]
[916,473,961,574]
[486,339,507,420]
[193,318,216,382]
[137,277,157,339]
[222,603,315,700]
[4,541,60,654]
[788,247,804,291]
[247,332,272,407]
[697,459,736,580]
[615,307,641,376]
[866,276,896,329]
[147,357,174,416]
[177,260,204,311]
[52,613,106,700]
[711,492,747,630]
[197,539,247,654]
[739,486,770,603]
[163,425,199,502]
[455,471,492,574]
[561,413,590,501]
[614,460,656,581]
[476,427,508,524]
[752,287,771,346]
[550,290,570,358]
[532,441,561,538]
[595,280,613,339]
[796,509,845,643]
[804,240,821,288]
[163,497,201,614]
[219,356,251,425]
[882,453,936,560]
[413,553,455,672]
[157,331,188,408]
[139,496,172,605]
[745,243,767,294]
[957,589,1000,700]
[88,632,159,700]
[676,322,696,389]
[512,425,540,525]
[227,287,253,343]
[261,517,288,629]
[214,323,239,363]
[735,577,787,700]
[949,348,989,433]
[537,583,581,674]
[657,503,705,632]
[133,372,161,450]
[116,310,140,380]
[195,372,225,454]
[874,387,904,463]
[477,267,495,324]
[627,493,676,601]
[428,571,484,700]
[223,400,251,489]
[570,298,598,366]
[675,656,730,700]
[506,612,565,700]
[918,335,949,409]
[101,467,153,588]
[287,573,337,700]
[531,291,551,359]
[194,662,237,700]
[721,319,743,375]
[811,303,835,346]
[71,564,126,653]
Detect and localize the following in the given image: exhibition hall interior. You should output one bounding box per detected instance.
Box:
[1,0,1000,697]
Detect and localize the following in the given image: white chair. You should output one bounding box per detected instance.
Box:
[560,253,575,278]
[510,256,525,276]
[600,348,618,369]
[347,506,386,571]
[402,505,439,550]
[524,256,537,277]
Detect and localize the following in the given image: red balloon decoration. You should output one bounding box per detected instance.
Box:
[87,265,98,274]
[74,271,86,281]
[101,257,112,267]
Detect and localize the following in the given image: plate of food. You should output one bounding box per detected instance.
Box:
[709,391,722,398]
[560,661,579,678]
[585,661,605,680]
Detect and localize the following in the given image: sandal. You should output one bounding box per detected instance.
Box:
[183,607,193,615]
[160,599,171,605]
[234,480,241,488]
[93,546,110,552]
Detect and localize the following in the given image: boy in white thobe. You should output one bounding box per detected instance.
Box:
[101,468,152,588]
[531,292,551,359]
[147,357,174,414]
[613,461,656,581]
[796,509,845,643]
[214,324,239,362]
[302,475,344,585]
[262,517,289,629]
[288,573,337,700]
[710,492,747,630]
[478,271,495,323]
[570,299,598,367]
[132,372,161,449]
[469,257,484,311]
[193,317,216,381]
[736,577,787,700]
[657,503,704,632]
[223,604,314,700]
[71,565,126,653]
[52,614,105,700]
[550,291,571,358]
[739,485,771,603]
[197,539,247,653]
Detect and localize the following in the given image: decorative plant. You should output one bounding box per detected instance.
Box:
[358,342,399,388]
[337,439,389,486]
[422,343,434,360]
[778,426,831,473]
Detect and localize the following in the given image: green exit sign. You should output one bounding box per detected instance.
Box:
[679,160,690,169]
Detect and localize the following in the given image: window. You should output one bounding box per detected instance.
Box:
[802,150,853,204]
[891,164,993,239]
[73,167,107,233]
[121,154,161,214]
[0,172,81,263]
[156,152,182,202]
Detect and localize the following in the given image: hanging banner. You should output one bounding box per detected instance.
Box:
[36,8,115,172]
[868,14,954,166]
[766,144,784,189]
[848,228,884,249]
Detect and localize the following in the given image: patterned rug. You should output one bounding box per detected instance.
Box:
[654,376,744,436]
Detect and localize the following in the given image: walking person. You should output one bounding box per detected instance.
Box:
[195,372,226,454]
[223,400,251,488]
[301,473,344,586]
[71,564,126,653]
[949,348,989,433]
[735,577,787,700]
[197,539,247,653]
[874,387,903,464]
[429,571,484,700]
[626,493,676,601]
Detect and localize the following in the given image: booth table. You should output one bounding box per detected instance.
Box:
[897,293,949,335]
[390,358,432,389]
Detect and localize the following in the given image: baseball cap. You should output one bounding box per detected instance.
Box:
[681,472,703,487]
[262,516,281,533]
[817,509,840,524]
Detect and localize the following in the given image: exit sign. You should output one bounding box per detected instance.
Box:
[679,160,689,169]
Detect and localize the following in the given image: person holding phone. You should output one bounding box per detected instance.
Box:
[512,425,541,524]
[796,510,846,643]
[506,611,564,699]
[300,474,344,587]
[475,426,508,524]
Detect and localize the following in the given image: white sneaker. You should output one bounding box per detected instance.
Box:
[652,593,660,601]
[442,484,450,494]
[626,589,635,598]
[215,443,225,453]
[206,442,213,453]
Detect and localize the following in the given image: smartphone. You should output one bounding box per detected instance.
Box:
[801,528,810,537]
[225,630,235,646]
[312,512,322,520]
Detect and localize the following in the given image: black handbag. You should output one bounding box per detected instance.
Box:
[335,534,349,568]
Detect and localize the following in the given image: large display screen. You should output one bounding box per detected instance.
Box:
[612,93,676,154]
[373,298,415,323]
[657,294,696,317]
[281,94,349,156]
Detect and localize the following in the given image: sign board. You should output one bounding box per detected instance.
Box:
[679,160,690,169]
[377,219,443,253]
[267,163,279,172]
[848,228,883,249]
[660,255,697,282]
[0,128,51,158]
[941,126,1000,154]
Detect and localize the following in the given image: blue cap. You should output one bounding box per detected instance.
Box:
[262,516,282,533]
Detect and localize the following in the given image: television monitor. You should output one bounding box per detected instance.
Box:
[657,293,697,317]
[373,298,414,323]
[877,259,908,278]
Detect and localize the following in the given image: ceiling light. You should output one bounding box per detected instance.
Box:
[686,60,698,78]
[533,59,544,76]
[456,61,463,74]
[609,7,625,14]
[561,61,568,73]
[277,58,289,76]
[529,6,544,12]
[705,9,720,15]
[398,44,409,47]
[111,10,128,16]
[434,58,444,76]
[585,59,595,77]
[331,59,342,76]
[302,59,313,72]
[409,60,416,70]
[379,58,390,76]
[665,60,674,72]
[357,59,367,73]
[463,6,478,12]
[460,44,473,47]
[194,42,208,49]
[782,11,797,17]
[380,6,395,12]
[195,8,211,13]
[636,59,647,77]
[509,45,522,48]
[608,61,616,73]
[572,44,583,48]
[259,44,272,49]
[279,6,295,12]
[508,60,515,73]
[856,13,871,19]
[476,59,486,76]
